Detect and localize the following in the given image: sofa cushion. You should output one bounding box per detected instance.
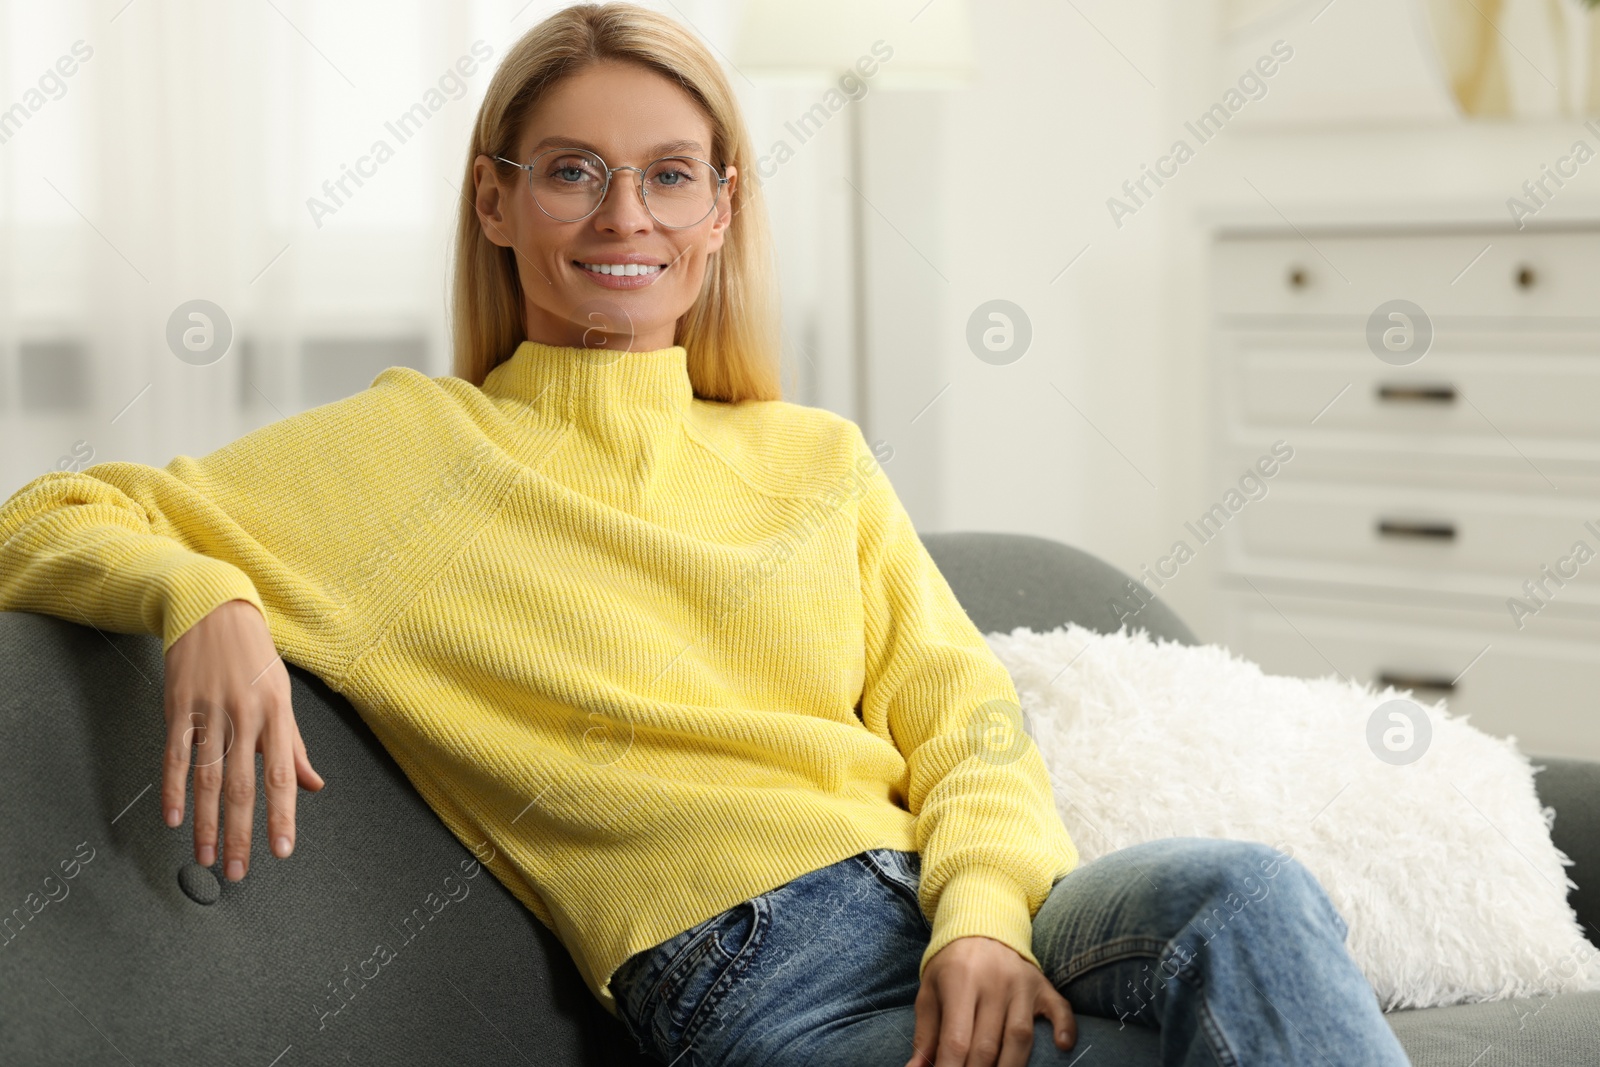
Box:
[1018,993,1600,1066]
[1389,991,1600,1066]
[921,530,1199,646]
[0,611,650,1066]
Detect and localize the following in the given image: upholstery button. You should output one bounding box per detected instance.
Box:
[178,861,221,905]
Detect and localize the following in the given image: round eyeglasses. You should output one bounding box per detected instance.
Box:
[495,148,729,229]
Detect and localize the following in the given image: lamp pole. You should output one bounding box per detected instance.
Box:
[848,97,871,447]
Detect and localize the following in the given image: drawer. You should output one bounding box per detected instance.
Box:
[1223,331,1600,451]
[1220,586,1600,761]
[1225,478,1600,607]
[1212,230,1600,320]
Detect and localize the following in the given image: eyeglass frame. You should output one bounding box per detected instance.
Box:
[493,147,731,229]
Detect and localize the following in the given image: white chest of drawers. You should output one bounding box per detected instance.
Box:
[1210,225,1600,759]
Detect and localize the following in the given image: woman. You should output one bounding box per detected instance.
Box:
[0,5,1410,1066]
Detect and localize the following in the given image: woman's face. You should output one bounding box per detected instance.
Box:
[472,59,737,353]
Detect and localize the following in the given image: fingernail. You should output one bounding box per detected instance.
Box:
[165,807,181,827]
[226,859,244,881]
[273,835,291,858]
[199,845,215,866]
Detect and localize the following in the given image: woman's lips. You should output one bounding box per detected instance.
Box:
[573,261,667,290]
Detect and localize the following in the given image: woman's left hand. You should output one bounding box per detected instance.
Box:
[904,935,1076,1067]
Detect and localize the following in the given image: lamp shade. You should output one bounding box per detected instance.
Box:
[1418,0,1600,118]
[732,0,976,88]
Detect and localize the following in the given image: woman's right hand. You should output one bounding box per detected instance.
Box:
[162,598,325,881]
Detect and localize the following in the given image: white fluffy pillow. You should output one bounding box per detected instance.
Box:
[983,623,1600,1011]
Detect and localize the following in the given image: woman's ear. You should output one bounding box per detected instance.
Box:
[704,163,736,255]
[472,154,515,249]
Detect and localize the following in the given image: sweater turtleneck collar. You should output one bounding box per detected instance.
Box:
[480,339,695,429]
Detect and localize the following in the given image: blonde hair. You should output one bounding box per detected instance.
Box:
[450,2,783,403]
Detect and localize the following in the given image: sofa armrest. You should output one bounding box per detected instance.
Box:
[1532,755,1600,950]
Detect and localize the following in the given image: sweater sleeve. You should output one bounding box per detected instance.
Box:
[850,428,1078,979]
[0,463,269,657]
[0,367,467,678]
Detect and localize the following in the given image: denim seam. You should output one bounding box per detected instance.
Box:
[856,851,929,927]
[615,1008,651,1060]
[1196,996,1243,1067]
[1320,893,1351,942]
[640,925,723,1023]
[679,897,772,1052]
[1055,934,1170,986]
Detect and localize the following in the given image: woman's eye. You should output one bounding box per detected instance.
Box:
[543,157,599,183]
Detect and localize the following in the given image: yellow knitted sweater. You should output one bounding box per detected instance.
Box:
[0,339,1077,1016]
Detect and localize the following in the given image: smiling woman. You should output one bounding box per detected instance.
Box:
[451,9,781,397]
[0,4,1414,1067]
[473,59,737,318]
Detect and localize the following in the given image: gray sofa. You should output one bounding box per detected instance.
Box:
[2,530,1597,1065]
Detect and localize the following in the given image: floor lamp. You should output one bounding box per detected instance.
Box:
[732,0,975,446]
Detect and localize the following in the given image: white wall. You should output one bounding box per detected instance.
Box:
[885,0,1176,594]
[907,0,1600,641]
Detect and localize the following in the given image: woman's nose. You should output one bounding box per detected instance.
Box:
[592,169,654,231]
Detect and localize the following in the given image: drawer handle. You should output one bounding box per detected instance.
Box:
[1287,265,1309,289]
[1516,264,1537,289]
[1377,671,1457,694]
[1376,383,1456,404]
[1376,519,1457,541]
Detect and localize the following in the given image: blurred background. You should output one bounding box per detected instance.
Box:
[2,0,1599,755]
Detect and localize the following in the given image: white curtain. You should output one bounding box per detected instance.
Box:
[0,0,506,497]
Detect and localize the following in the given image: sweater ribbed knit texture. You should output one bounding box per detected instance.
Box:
[0,339,1078,1016]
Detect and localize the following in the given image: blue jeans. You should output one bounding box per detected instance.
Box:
[609,837,1412,1067]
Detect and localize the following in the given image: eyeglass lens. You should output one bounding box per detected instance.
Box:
[527,149,719,228]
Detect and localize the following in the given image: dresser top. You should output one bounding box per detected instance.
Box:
[1198,198,1600,238]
